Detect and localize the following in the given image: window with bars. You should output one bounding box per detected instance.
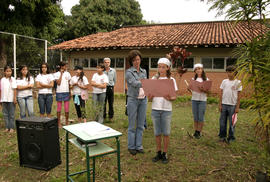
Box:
[200,57,237,70]
[74,57,125,69]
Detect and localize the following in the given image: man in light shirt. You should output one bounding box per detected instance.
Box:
[103,58,117,122]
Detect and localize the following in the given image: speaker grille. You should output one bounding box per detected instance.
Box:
[16,117,61,170]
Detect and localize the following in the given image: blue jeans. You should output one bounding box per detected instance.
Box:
[38,94,53,115]
[219,104,236,139]
[127,96,147,150]
[92,93,106,123]
[2,102,15,129]
[17,96,34,118]
[151,110,172,136]
[192,100,206,122]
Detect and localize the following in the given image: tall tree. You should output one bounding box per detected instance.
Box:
[60,0,143,41]
[0,0,64,68]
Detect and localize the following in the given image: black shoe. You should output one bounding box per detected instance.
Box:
[193,131,198,137]
[128,149,137,155]
[219,137,227,142]
[136,149,145,154]
[195,133,201,139]
[227,137,235,143]
[193,131,201,139]
[152,151,162,162]
[162,152,169,164]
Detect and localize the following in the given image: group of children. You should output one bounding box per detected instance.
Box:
[147,58,242,164]
[0,58,242,165]
[0,62,109,132]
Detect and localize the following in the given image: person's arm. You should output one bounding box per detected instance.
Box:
[91,81,107,88]
[56,71,63,85]
[147,93,154,102]
[164,95,177,101]
[17,85,31,90]
[125,71,142,88]
[235,91,241,113]
[219,90,223,112]
[13,89,17,104]
[37,81,54,88]
[114,69,117,85]
[78,80,89,89]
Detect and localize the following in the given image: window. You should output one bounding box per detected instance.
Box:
[83,58,89,68]
[201,57,226,70]
[90,58,97,68]
[73,58,80,66]
[226,58,237,67]
[150,58,158,68]
[98,58,103,65]
[201,58,212,69]
[213,58,225,69]
[184,57,194,69]
[110,58,115,68]
[116,58,124,68]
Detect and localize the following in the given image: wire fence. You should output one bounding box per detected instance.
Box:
[0,31,66,78]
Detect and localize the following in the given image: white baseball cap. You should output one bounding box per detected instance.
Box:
[193,63,203,71]
[158,58,171,67]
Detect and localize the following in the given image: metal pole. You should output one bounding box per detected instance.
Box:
[123,58,126,93]
[60,50,63,62]
[13,34,16,78]
[45,40,47,63]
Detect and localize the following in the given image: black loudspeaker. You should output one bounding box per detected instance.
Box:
[16,117,61,170]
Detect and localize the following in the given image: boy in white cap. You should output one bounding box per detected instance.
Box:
[148,58,178,164]
[189,63,209,139]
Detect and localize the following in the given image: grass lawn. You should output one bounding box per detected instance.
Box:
[0,97,269,182]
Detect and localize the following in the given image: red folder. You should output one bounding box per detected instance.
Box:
[232,113,238,126]
[141,79,176,97]
[189,80,212,93]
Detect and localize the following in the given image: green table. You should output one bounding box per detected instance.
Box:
[63,122,122,182]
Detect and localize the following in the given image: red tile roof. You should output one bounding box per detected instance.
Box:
[50,20,268,50]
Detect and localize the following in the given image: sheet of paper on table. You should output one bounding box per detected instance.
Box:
[70,122,118,137]
[141,79,176,97]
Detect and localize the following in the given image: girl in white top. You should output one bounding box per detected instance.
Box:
[36,63,54,118]
[91,63,108,123]
[70,66,89,123]
[16,65,34,118]
[0,65,17,133]
[188,63,209,139]
[148,58,178,164]
[54,62,71,127]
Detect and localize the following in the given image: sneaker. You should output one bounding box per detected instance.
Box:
[152,151,162,162]
[219,137,227,142]
[227,137,235,143]
[195,132,201,139]
[136,149,145,154]
[162,152,169,164]
[128,149,137,155]
[193,131,201,139]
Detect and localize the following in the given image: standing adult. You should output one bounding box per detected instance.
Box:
[103,58,117,121]
[125,50,147,155]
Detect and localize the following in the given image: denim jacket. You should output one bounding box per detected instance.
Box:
[125,66,147,98]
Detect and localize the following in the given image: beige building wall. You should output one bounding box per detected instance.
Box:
[65,47,235,95]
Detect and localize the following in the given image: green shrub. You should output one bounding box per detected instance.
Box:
[174,95,255,109]
[240,99,256,109]
[207,97,219,104]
